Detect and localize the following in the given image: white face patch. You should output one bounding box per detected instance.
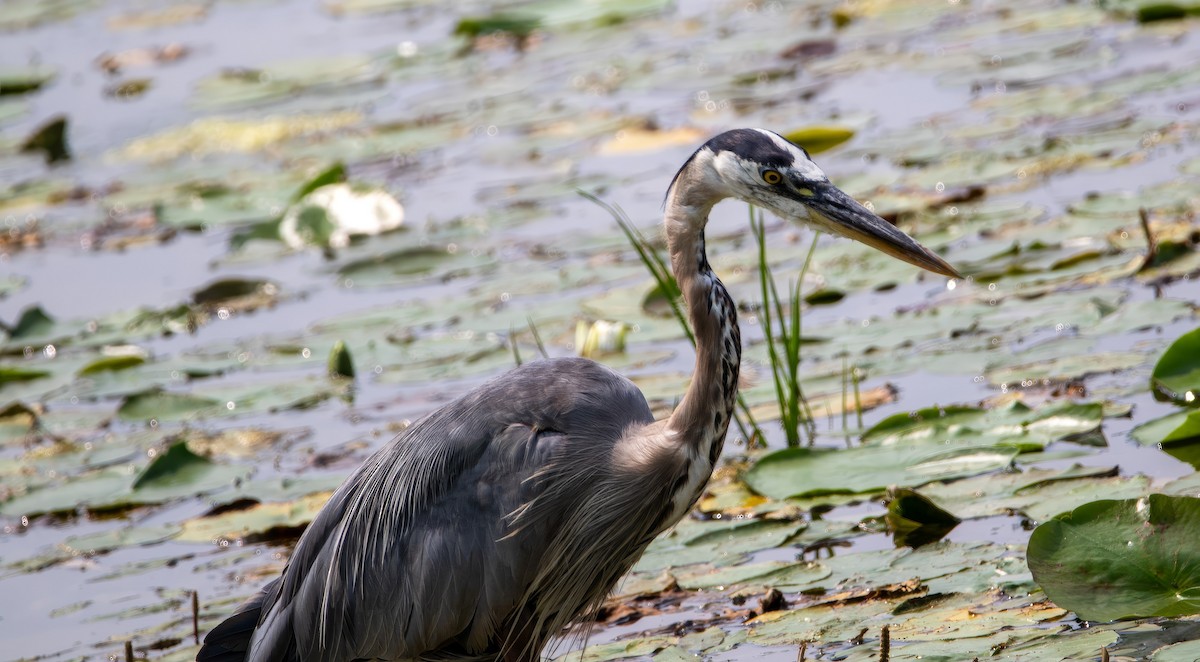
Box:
[752,128,828,182]
[710,149,760,189]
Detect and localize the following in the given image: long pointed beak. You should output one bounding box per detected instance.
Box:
[797,181,962,279]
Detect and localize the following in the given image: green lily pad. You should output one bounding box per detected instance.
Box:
[675,560,791,590]
[1152,639,1200,661]
[193,55,383,109]
[1028,494,1200,621]
[782,125,855,154]
[0,436,253,517]
[0,402,37,443]
[334,245,492,287]
[6,305,55,339]
[0,66,55,96]
[633,518,804,573]
[62,524,182,555]
[1132,410,1200,468]
[1152,327,1200,404]
[885,487,961,548]
[327,340,355,378]
[177,491,332,543]
[0,365,50,384]
[1135,3,1200,23]
[0,0,95,30]
[78,354,147,375]
[134,440,233,491]
[987,351,1147,387]
[192,278,279,307]
[454,13,540,39]
[743,442,1017,500]
[0,465,119,516]
[117,389,222,422]
[19,115,69,163]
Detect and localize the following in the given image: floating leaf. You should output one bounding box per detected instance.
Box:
[633,519,803,573]
[335,245,491,287]
[597,126,705,155]
[78,354,146,375]
[134,440,210,489]
[885,487,961,548]
[117,389,221,422]
[743,442,1017,500]
[862,400,1104,451]
[192,278,274,305]
[177,491,332,543]
[104,78,152,99]
[0,66,55,96]
[0,401,37,442]
[19,115,69,163]
[674,560,793,590]
[7,305,55,339]
[454,13,541,40]
[1151,327,1200,404]
[1135,3,1200,23]
[1028,494,1200,621]
[291,162,346,202]
[0,365,50,384]
[803,288,845,305]
[782,125,855,154]
[0,468,129,517]
[0,0,95,29]
[1132,410,1200,468]
[328,340,355,378]
[119,111,362,160]
[1152,639,1200,661]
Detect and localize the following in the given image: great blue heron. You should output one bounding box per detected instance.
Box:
[198,128,959,662]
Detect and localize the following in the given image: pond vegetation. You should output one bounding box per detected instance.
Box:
[1,0,1200,659]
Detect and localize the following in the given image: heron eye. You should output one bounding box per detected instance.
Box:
[761,169,782,185]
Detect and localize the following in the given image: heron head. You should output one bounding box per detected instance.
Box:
[683,128,961,279]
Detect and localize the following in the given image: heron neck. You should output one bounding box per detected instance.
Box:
[662,192,741,462]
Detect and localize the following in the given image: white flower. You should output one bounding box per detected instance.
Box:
[279,183,404,249]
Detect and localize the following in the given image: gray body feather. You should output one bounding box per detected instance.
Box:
[237,358,667,662]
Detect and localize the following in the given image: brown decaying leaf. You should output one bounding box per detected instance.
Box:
[748,384,896,423]
[96,44,189,75]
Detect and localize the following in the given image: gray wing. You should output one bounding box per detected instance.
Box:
[247,357,654,662]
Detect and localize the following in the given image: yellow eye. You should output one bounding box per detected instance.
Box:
[762,169,782,185]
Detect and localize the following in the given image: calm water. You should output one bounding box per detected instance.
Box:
[2,0,1199,658]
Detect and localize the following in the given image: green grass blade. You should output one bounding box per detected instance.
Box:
[526,317,549,359]
[510,325,523,367]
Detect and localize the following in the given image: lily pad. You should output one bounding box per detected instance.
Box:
[6,305,55,339]
[1152,639,1200,661]
[0,365,51,384]
[1152,327,1200,404]
[78,354,147,375]
[328,340,355,379]
[782,125,855,154]
[177,491,332,543]
[1028,494,1200,621]
[279,180,403,250]
[743,442,1017,500]
[0,0,95,30]
[117,389,222,422]
[1132,410,1200,468]
[193,55,383,109]
[885,488,961,548]
[133,440,245,495]
[0,66,55,96]
[19,115,69,163]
